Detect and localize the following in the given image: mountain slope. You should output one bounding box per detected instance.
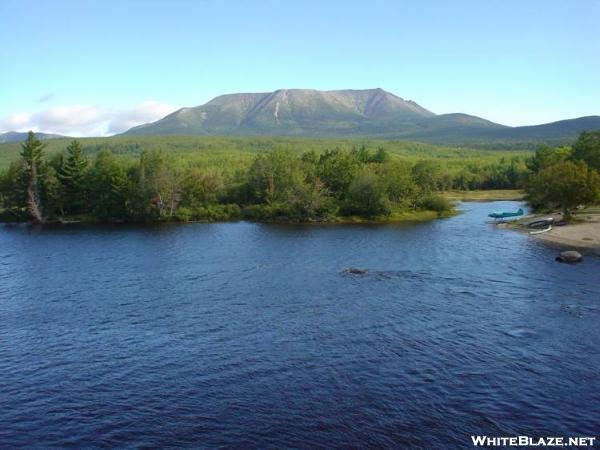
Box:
[0,131,67,143]
[403,113,508,141]
[125,88,436,137]
[486,116,600,140]
[412,116,600,147]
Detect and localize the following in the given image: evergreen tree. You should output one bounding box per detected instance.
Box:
[88,151,124,220]
[351,145,371,163]
[0,160,28,218]
[371,147,390,163]
[109,168,129,219]
[57,140,88,214]
[40,165,63,218]
[20,131,46,222]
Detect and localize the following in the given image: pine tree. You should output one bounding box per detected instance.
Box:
[20,131,46,223]
[57,140,88,214]
[109,169,129,219]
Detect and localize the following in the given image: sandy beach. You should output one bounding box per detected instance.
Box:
[506,211,600,255]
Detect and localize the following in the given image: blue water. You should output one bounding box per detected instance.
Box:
[1,201,599,448]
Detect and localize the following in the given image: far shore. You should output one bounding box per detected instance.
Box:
[0,191,531,226]
[442,189,525,202]
[0,208,455,227]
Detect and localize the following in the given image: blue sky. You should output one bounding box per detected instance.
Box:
[1,0,598,136]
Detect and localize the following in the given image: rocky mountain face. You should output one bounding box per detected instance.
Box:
[124,88,440,137]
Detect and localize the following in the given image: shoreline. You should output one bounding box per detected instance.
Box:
[0,208,456,227]
[1,190,528,227]
[502,211,600,255]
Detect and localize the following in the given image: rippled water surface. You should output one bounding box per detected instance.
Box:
[1,201,599,448]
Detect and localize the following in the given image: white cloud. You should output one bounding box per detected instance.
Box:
[107,101,176,134]
[0,101,176,137]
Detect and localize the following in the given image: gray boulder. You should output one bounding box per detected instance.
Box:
[556,251,583,263]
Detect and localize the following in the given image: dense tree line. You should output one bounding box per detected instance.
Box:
[0,133,458,223]
[525,131,600,218]
[3,131,597,223]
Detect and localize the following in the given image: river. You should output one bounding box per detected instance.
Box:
[1,201,599,448]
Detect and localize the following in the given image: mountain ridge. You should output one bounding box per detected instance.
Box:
[0,131,67,143]
[121,88,600,145]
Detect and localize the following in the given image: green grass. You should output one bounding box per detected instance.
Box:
[577,206,600,214]
[327,209,457,224]
[442,189,525,202]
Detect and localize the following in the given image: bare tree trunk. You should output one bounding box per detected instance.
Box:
[168,191,175,217]
[27,164,44,224]
[169,195,176,217]
[168,187,182,217]
[157,192,165,217]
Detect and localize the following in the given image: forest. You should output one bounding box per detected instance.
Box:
[0,131,598,224]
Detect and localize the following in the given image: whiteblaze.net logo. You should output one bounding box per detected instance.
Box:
[471,436,597,447]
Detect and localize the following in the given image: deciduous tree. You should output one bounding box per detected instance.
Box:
[526,160,600,219]
[572,131,600,171]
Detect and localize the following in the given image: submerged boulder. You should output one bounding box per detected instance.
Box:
[344,267,368,275]
[556,250,583,263]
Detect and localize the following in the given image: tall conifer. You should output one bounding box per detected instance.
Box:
[57,140,88,214]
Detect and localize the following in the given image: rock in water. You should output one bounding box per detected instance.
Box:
[556,251,583,263]
[344,267,368,275]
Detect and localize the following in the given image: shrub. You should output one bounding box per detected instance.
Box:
[342,169,391,217]
[242,203,295,221]
[174,206,192,222]
[417,194,452,213]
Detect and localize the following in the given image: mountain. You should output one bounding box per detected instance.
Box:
[122,88,600,146]
[0,131,67,143]
[484,116,600,140]
[405,113,509,141]
[396,115,600,147]
[125,88,435,137]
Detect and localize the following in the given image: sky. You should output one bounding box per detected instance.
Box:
[1,0,599,136]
